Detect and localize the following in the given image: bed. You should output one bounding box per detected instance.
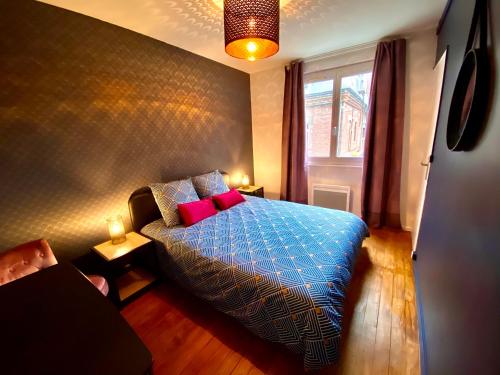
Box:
[128,187,368,370]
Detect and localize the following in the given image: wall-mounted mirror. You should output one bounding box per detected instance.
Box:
[446,0,490,151]
[446,48,489,151]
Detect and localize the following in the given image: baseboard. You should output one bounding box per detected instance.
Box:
[402,225,413,232]
[413,264,428,375]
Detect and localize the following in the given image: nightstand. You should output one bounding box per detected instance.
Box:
[92,232,158,307]
[237,185,264,198]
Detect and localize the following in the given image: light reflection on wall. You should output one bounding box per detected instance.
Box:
[0,1,253,260]
[142,0,331,43]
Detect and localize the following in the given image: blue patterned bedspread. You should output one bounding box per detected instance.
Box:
[142,196,368,370]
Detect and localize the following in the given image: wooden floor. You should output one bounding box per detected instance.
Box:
[122,228,419,375]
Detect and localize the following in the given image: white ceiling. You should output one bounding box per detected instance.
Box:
[39,0,446,74]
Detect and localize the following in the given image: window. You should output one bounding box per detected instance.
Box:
[304,62,373,164]
[337,72,372,157]
[304,80,333,158]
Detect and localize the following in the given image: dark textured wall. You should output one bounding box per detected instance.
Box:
[0,1,253,259]
[415,0,499,374]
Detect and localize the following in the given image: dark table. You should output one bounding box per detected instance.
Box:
[0,263,152,375]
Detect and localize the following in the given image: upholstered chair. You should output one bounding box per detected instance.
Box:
[0,239,109,296]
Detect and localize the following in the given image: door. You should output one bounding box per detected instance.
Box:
[413,50,448,254]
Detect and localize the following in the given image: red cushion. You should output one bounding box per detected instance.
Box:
[212,189,246,210]
[178,198,217,227]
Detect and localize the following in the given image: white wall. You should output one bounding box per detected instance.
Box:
[308,165,363,215]
[250,67,285,199]
[250,30,439,241]
[401,29,439,234]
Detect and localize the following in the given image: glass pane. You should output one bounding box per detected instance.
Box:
[304,80,334,158]
[337,72,372,158]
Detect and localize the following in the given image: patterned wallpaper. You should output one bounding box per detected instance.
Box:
[0,1,253,259]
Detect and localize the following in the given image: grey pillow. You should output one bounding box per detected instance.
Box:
[149,179,199,227]
[191,170,229,198]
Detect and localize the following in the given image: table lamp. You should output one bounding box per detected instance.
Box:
[241,174,250,189]
[107,215,126,244]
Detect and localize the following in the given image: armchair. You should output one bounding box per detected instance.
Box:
[0,239,109,296]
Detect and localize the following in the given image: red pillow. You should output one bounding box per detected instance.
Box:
[177,198,217,227]
[212,189,246,210]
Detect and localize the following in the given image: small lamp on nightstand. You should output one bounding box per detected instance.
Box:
[107,215,126,244]
[241,174,250,189]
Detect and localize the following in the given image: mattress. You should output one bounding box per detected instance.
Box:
[142,196,368,370]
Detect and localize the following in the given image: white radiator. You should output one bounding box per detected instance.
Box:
[311,184,351,212]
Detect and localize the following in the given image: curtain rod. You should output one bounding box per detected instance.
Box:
[303,26,437,64]
[303,41,378,64]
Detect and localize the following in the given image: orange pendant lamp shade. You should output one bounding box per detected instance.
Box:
[224,0,280,61]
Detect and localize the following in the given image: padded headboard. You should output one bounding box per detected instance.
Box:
[128,186,161,233]
[128,171,228,232]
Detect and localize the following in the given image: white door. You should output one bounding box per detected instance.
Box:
[413,50,447,254]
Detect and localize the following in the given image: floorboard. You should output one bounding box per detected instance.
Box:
[122,228,419,374]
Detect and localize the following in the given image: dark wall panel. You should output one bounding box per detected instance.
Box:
[415,0,500,374]
[0,1,253,259]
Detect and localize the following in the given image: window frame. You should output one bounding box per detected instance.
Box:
[304,60,374,167]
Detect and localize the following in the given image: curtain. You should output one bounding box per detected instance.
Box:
[281,61,308,204]
[361,39,406,228]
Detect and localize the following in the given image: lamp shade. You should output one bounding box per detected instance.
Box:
[242,174,250,188]
[107,215,126,245]
[224,0,280,61]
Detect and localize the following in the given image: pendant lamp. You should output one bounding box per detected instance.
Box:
[224,0,280,61]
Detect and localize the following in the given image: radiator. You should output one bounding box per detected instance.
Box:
[311,184,351,212]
